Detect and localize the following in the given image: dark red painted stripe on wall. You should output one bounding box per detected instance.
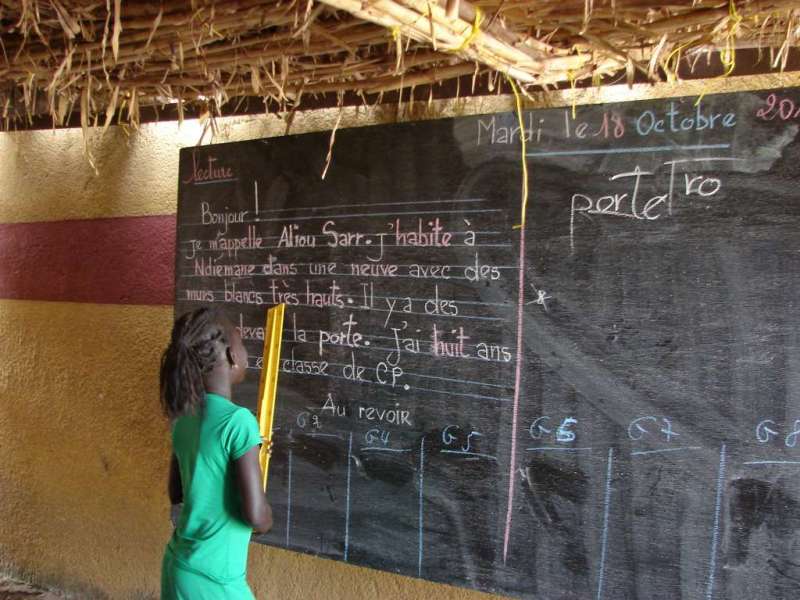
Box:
[0,214,176,305]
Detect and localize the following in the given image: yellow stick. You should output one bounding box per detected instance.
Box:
[256,303,285,492]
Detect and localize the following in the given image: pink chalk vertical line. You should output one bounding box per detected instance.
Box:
[502,225,526,564]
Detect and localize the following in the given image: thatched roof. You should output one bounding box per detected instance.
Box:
[0,1,798,131]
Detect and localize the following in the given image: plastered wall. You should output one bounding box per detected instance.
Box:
[1,73,798,599]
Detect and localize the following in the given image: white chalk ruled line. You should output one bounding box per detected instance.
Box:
[196,295,509,321]
[344,432,353,562]
[259,366,512,402]
[596,448,614,600]
[664,156,745,164]
[182,230,509,242]
[193,177,238,185]
[283,289,512,304]
[343,303,506,321]
[190,242,513,251]
[440,450,497,461]
[359,294,512,308]
[360,447,412,454]
[325,304,506,321]
[743,460,800,466]
[418,438,425,577]
[278,344,510,367]
[396,371,511,389]
[304,330,501,349]
[251,197,489,213]
[705,443,727,600]
[180,208,503,227]
[527,143,730,158]
[304,432,345,440]
[631,446,701,456]
[272,330,514,356]
[502,227,526,564]
[181,271,514,284]
[318,360,511,390]
[286,448,293,548]
[276,336,512,362]
[183,263,519,272]
[527,446,594,452]
[318,344,511,365]
[183,274,497,285]
[183,261,519,274]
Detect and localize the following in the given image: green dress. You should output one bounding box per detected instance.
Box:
[161,393,263,600]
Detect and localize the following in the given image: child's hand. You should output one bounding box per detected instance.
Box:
[261,438,273,456]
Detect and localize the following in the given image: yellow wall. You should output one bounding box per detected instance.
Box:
[1,72,799,599]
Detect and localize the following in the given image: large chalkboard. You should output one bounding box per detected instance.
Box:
[174,88,800,599]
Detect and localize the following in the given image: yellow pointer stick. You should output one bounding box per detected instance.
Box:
[256,303,285,492]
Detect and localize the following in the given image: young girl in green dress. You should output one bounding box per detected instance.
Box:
[160,307,273,599]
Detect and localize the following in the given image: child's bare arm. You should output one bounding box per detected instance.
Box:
[234,447,273,533]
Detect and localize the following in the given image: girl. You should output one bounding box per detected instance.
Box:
[160,307,273,599]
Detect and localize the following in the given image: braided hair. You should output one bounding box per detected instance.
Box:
[160,307,231,419]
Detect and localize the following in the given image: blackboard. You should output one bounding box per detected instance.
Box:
[174,87,800,599]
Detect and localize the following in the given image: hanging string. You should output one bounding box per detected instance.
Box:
[507,76,529,230]
[453,7,484,52]
[694,0,741,106]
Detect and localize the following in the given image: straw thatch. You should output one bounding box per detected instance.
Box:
[0,0,798,131]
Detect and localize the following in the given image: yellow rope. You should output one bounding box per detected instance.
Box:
[507,76,529,230]
[720,0,741,77]
[567,69,577,119]
[695,0,741,105]
[453,7,483,52]
[391,26,403,72]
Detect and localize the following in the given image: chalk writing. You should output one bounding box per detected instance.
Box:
[182,151,235,185]
[755,93,800,121]
[526,282,550,311]
[755,418,800,447]
[564,110,625,140]
[634,102,736,136]
[476,113,545,145]
[627,416,680,443]
[529,416,579,443]
[200,203,247,234]
[360,405,412,426]
[569,158,730,250]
